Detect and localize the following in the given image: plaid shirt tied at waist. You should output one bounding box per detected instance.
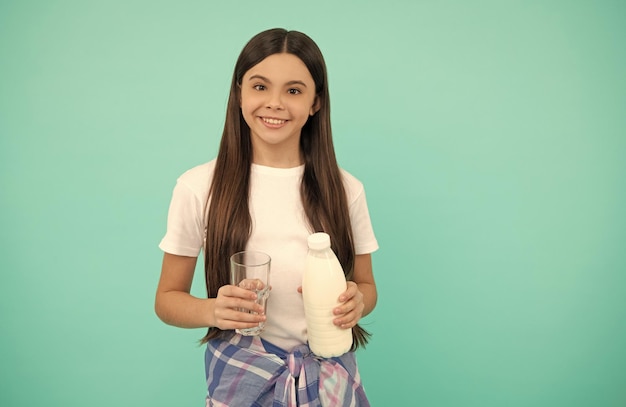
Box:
[204,332,370,407]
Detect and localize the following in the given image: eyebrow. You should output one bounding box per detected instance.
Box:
[248,74,308,88]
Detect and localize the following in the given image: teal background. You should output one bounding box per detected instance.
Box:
[1,1,625,406]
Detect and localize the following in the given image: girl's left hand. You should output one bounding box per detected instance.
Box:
[333,281,364,329]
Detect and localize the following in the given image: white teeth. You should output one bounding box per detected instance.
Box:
[263,118,285,125]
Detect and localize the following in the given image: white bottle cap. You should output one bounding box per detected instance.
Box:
[307,232,331,250]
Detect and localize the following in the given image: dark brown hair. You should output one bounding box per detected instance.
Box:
[202,28,370,349]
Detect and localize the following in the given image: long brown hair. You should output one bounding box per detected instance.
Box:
[202,28,370,349]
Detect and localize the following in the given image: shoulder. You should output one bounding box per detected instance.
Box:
[339,168,365,205]
[176,159,217,193]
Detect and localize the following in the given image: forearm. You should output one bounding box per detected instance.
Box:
[155,291,216,329]
[353,254,377,319]
[357,282,377,317]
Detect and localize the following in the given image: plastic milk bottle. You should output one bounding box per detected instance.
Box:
[302,232,353,357]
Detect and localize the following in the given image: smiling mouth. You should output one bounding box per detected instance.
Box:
[262,117,287,125]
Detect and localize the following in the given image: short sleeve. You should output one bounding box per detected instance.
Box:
[158,180,206,257]
[350,186,379,255]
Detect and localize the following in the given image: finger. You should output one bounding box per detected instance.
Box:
[217,311,266,325]
[222,285,260,301]
[335,290,362,314]
[237,279,267,291]
[214,305,267,330]
[338,281,358,302]
[228,308,267,321]
[215,292,265,316]
[217,317,266,331]
[334,298,355,315]
[229,297,266,314]
[333,294,364,320]
[333,303,364,328]
[333,313,357,329]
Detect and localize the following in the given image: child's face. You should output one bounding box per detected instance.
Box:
[240,53,319,165]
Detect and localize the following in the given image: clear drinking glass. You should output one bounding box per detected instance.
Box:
[229,251,271,336]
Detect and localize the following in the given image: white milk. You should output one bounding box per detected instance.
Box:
[302,233,353,357]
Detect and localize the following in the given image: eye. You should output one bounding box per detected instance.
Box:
[253,84,266,91]
[287,88,301,95]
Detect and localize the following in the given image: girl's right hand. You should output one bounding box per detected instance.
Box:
[212,284,266,331]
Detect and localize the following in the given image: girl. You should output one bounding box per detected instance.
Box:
[155,28,378,406]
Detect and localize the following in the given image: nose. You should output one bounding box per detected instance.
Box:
[266,90,284,110]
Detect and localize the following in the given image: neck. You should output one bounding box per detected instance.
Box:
[251,141,303,168]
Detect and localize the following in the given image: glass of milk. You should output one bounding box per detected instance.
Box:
[229,251,271,336]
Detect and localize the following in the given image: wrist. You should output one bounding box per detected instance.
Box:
[204,298,217,328]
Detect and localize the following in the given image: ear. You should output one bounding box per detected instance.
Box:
[309,96,321,116]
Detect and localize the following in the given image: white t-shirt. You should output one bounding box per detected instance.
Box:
[159,159,378,351]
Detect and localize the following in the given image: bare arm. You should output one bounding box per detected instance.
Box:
[352,253,377,317]
[333,253,377,328]
[154,253,213,328]
[154,252,266,330]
